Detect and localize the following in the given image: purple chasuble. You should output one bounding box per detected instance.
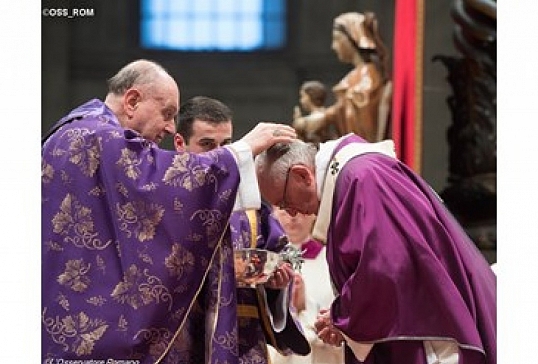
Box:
[42,99,242,363]
[325,135,496,364]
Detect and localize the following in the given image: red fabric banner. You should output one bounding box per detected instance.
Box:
[391,0,424,173]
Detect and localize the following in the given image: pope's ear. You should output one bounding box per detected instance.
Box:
[292,165,314,186]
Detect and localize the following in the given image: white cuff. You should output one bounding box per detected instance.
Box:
[226,140,261,211]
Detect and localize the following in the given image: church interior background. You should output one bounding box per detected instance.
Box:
[42,0,496,263]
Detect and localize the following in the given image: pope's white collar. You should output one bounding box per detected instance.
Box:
[315,135,352,198]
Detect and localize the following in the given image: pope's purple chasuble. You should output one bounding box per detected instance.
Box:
[324,135,496,364]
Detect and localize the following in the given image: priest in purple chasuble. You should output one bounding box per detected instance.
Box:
[173,95,310,362]
[228,202,310,361]
[255,134,496,364]
[41,59,299,363]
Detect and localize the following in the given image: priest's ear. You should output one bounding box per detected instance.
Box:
[123,88,142,118]
[174,133,187,151]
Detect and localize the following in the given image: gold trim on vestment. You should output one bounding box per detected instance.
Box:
[237,304,259,318]
[245,209,258,248]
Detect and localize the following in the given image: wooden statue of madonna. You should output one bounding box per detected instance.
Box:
[293,12,392,142]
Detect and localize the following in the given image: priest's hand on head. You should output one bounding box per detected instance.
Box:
[240,122,296,156]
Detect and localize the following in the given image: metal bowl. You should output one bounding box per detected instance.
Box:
[234,248,281,288]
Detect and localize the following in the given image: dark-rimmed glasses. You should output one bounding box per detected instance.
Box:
[278,167,292,210]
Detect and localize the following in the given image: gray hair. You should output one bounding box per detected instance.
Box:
[107,59,170,95]
[255,140,317,182]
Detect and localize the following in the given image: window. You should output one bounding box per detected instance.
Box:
[140,0,286,51]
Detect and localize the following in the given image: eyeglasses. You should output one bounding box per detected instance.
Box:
[278,167,292,210]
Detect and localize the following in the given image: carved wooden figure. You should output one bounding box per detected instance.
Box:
[293,80,337,145]
[293,12,392,142]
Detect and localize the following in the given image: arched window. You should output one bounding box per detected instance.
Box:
[140,0,286,51]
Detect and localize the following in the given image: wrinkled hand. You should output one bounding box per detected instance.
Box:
[265,262,294,290]
[314,309,345,347]
[240,122,296,156]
